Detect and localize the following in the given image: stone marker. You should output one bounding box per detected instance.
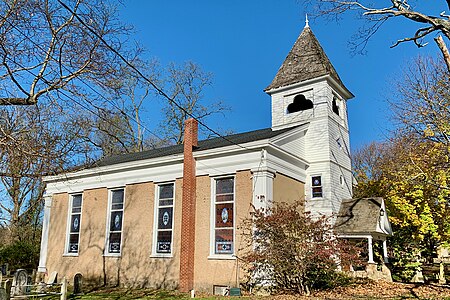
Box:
[47,271,57,285]
[3,279,11,300]
[73,273,83,294]
[440,262,447,284]
[12,269,28,296]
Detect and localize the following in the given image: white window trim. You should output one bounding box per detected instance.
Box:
[332,93,346,120]
[311,175,323,199]
[64,193,83,256]
[208,175,236,260]
[151,181,175,258]
[104,187,125,257]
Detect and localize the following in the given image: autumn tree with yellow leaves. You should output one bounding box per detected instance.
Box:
[353,56,450,280]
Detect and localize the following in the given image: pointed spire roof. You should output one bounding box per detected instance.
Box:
[265,26,347,92]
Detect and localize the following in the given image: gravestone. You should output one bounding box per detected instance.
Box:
[434,246,450,284]
[73,273,82,294]
[1,280,11,300]
[47,271,57,285]
[0,264,7,276]
[12,269,28,296]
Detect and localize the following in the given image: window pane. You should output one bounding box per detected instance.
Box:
[159,184,174,199]
[215,229,233,254]
[68,234,79,253]
[216,178,234,195]
[215,203,233,228]
[70,214,81,233]
[156,231,172,254]
[159,199,173,206]
[312,187,323,198]
[158,207,173,230]
[110,211,123,231]
[72,195,82,209]
[112,189,124,209]
[109,232,121,253]
[112,203,123,210]
[216,194,233,202]
[312,176,322,187]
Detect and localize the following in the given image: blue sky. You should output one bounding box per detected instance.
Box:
[118,0,443,151]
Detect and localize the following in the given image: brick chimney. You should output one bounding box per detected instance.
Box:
[179,118,198,292]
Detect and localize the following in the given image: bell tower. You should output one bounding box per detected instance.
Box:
[265,21,354,216]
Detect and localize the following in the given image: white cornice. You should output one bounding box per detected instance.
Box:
[265,75,328,95]
[269,123,309,144]
[265,75,354,100]
[44,153,185,184]
[44,132,311,194]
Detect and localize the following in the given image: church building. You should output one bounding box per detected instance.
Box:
[38,22,360,292]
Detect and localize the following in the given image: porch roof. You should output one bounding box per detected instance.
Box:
[335,197,393,238]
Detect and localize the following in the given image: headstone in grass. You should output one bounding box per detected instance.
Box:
[47,271,57,285]
[12,269,28,296]
[73,273,82,294]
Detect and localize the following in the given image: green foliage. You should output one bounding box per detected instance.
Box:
[240,202,360,295]
[353,137,449,281]
[0,240,40,271]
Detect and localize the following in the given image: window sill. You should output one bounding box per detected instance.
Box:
[207,255,236,260]
[103,253,122,258]
[63,253,79,257]
[150,254,173,259]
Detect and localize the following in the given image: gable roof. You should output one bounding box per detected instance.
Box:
[265,26,346,92]
[96,126,294,167]
[335,198,392,236]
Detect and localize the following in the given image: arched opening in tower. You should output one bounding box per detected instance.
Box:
[287,94,313,114]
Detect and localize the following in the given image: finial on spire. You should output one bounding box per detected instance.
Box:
[305,14,309,28]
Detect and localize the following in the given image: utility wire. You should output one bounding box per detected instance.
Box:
[1,54,144,155]
[0,14,165,145]
[57,0,250,151]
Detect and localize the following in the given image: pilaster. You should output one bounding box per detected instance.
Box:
[38,194,52,274]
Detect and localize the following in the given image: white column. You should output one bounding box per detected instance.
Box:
[38,194,52,273]
[368,236,375,264]
[251,168,275,211]
[251,157,275,287]
[383,239,389,263]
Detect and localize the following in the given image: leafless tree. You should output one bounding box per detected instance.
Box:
[0,105,87,240]
[0,0,132,105]
[303,0,450,71]
[159,61,230,145]
[103,58,164,153]
[390,55,450,149]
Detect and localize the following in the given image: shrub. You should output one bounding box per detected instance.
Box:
[239,202,360,295]
[0,240,40,271]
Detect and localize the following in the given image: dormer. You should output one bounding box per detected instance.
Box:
[265,23,354,130]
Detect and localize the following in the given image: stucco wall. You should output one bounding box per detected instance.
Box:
[46,188,109,285]
[193,170,252,292]
[273,173,305,207]
[45,183,181,289]
[44,170,256,291]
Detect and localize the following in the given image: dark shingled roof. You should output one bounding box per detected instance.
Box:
[265,26,345,91]
[95,126,294,167]
[335,198,386,235]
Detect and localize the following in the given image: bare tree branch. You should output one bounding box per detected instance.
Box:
[305,0,450,60]
[435,35,450,72]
